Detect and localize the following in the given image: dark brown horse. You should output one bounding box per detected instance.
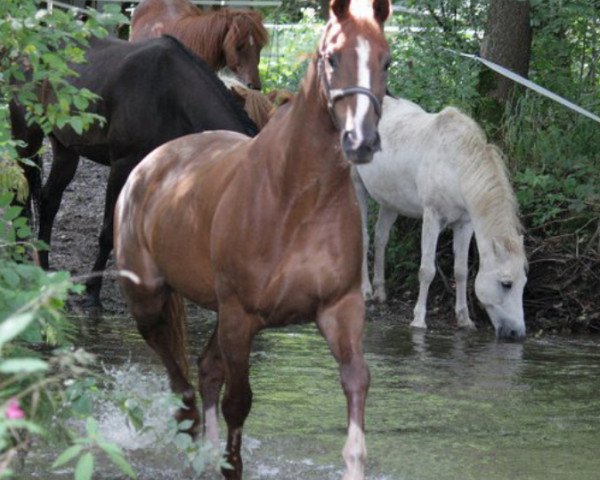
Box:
[115,0,391,478]
[10,35,258,308]
[130,0,268,89]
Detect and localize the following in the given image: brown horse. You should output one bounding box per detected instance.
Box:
[115,0,391,478]
[130,0,268,89]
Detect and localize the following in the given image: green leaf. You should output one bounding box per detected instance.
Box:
[70,116,84,135]
[1,269,20,289]
[85,417,98,437]
[173,432,192,450]
[105,449,136,479]
[74,452,94,480]
[0,193,13,207]
[2,206,22,221]
[0,313,35,349]
[0,357,49,373]
[52,444,84,469]
[73,95,89,111]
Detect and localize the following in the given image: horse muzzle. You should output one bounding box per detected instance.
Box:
[496,321,526,341]
[342,128,381,164]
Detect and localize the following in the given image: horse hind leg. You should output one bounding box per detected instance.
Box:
[197,327,225,449]
[86,156,137,309]
[372,205,398,303]
[411,209,441,329]
[38,138,80,269]
[122,277,201,436]
[452,221,476,329]
[9,100,44,221]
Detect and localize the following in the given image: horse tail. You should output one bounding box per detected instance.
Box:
[163,291,190,380]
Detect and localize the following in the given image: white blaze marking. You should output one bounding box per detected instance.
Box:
[342,420,366,480]
[345,36,372,141]
[248,35,254,47]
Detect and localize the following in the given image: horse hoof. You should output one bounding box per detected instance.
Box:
[409,319,427,329]
[457,321,477,330]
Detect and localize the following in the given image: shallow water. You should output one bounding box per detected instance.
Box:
[19,309,600,479]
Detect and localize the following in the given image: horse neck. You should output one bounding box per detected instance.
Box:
[460,148,523,267]
[174,14,227,70]
[265,59,350,198]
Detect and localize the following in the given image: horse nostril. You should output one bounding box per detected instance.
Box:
[342,130,357,150]
[372,131,381,152]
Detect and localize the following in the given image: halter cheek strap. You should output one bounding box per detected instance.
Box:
[317,55,383,130]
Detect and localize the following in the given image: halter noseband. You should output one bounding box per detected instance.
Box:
[317,54,383,130]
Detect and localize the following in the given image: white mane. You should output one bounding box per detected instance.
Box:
[432,107,523,248]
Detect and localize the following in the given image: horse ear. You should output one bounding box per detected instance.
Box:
[330,0,351,21]
[492,238,511,263]
[372,0,391,23]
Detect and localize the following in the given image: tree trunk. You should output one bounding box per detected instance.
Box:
[480,0,533,103]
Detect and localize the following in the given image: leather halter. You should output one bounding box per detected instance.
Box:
[317,54,383,130]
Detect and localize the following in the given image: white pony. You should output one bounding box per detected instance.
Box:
[354,96,528,340]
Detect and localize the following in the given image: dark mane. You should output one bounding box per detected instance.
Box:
[161,35,258,137]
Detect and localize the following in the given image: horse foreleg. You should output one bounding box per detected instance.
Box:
[86,158,135,308]
[411,210,441,329]
[317,291,369,480]
[38,140,80,269]
[452,221,476,329]
[351,169,373,300]
[198,327,225,450]
[372,206,398,303]
[217,298,260,479]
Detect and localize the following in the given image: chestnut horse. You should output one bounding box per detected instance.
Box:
[114,0,391,478]
[130,0,268,89]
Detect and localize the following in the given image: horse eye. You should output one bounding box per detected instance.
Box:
[327,55,338,69]
[501,281,513,290]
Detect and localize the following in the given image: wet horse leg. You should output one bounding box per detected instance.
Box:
[411,209,441,329]
[452,220,476,329]
[316,291,369,480]
[198,327,225,449]
[351,168,373,300]
[38,139,80,269]
[121,277,200,434]
[85,156,137,308]
[372,205,398,303]
[217,298,261,479]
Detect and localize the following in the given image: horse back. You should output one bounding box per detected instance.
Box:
[62,36,256,160]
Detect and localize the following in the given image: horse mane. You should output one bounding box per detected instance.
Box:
[437,107,524,247]
[162,35,259,137]
[173,9,268,70]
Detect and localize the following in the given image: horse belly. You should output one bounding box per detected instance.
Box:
[357,152,423,218]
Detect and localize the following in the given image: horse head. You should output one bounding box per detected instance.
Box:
[318,0,391,164]
[223,10,268,90]
[475,235,528,340]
